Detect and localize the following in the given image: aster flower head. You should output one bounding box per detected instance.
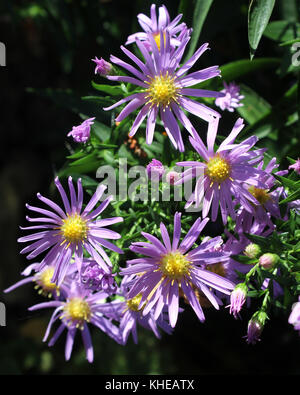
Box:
[125,4,190,51]
[288,297,300,333]
[176,117,268,223]
[104,30,223,151]
[100,275,173,345]
[120,213,235,328]
[18,177,123,286]
[67,118,95,143]
[28,281,122,363]
[4,263,65,299]
[289,158,300,175]
[92,57,112,76]
[215,81,244,112]
[146,159,165,180]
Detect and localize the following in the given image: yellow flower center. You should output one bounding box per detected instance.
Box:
[145,72,179,108]
[63,297,91,328]
[206,263,226,277]
[34,267,59,297]
[206,155,231,183]
[153,31,166,51]
[248,186,270,205]
[61,213,87,244]
[126,294,144,312]
[160,251,191,280]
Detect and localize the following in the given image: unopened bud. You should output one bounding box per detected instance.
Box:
[229,283,248,318]
[244,243,261,259]
[166,171,180,185]
[146,159,165,180]
[245,318,263,345]
[92,57,113,76]
[259,253,279,269]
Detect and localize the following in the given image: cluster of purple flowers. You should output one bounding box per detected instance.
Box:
[5,3,300,363]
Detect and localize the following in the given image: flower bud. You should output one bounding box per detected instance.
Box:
[229,283,247,318]
[244,243,261,259]
[67,117,95,143]
[288,296,300,333]
[92,57,113,76]
[146,159,165,180]
[259,253,279,269]
[289,158,300,175]
[245,318,263,345]
[166,171,180,185]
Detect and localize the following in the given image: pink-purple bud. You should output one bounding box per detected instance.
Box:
[245,319,263,345]
[166,171,180,185]
[288,297,300,333]
[259,253,279,269]
[289,158,300,175]
[67,117,95,143]
[92,57,113,76]
[229,283,247,319]
[146,159,165,180]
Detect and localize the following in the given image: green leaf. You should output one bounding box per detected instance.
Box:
[91,120,112,142]
[220,58,280,81]
[184,0,214,62]
[248,0,276,59]
[231,255,258,265]
[91,81,124,96]
[279,187,300,204]
[274,174,300,192]
[264,20,300,42]
[237,84,271,125]
[69,152,98,167]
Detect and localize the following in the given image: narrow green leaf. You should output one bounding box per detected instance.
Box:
[237,84,271,125]
[264,20,300,42]
[274,174,300,192]
[279,187,300,204]
[220,58,280,82]
[248,0,276,59]
[91,81,124,96]
[184,0,214,62]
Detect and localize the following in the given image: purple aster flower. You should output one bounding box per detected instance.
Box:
[238,157,284,228]
[229,283,247,319]
[28,281,122,363]
[120,212,235,328]
[18,177,123,286]
[146,159,165,180]
[125,4,190,51]
[92,57,112,76]
[67,117,95,143]
[104,31,223,151]
[288,297,300,333]
[80,258,117,294]
[176,117,268,223]
[289,158,300,175]
[215,82,244,112]
[4,263,67,299]
[100,275,173,344]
